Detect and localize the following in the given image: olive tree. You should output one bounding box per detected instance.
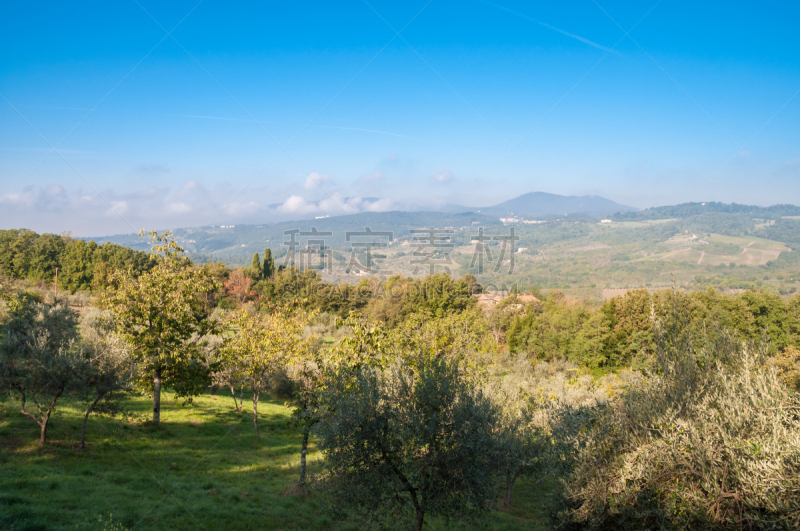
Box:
[552,295,800,529]
[0,298,85,445]
[316,351,503,531]
[102,231,219,425]
[76,308,131,449]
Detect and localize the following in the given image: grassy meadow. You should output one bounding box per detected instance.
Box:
[0,388,552,531]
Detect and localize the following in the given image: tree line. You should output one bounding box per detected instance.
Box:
[0,229,156,291]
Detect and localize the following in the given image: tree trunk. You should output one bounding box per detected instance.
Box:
[80,395,103,449]
[504,468,522,505]
[414,508,425,531]
[299,426,309,488]
[385,453,424,531]
[22,388,64,447]
[153,365,162,425]
[230,385,239,411]
[38,418,49,446]
[504,472,514,505]
[252,391,259,436]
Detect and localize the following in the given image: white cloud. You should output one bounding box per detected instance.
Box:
[430,168,453,183]
[277,195,317,214]
[168,202,191,214]
[274,193,394,216]
[304,172,334,190]
[105,200,128,216]
[363,198,394,212]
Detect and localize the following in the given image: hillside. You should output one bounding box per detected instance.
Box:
[613,202,800,221]
[81,202,800,301]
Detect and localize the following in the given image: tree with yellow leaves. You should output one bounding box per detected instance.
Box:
[222,308,307,436]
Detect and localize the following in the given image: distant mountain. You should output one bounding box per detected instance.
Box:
[456,192,637,218]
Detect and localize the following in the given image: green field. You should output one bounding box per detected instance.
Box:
[0,389,552,531]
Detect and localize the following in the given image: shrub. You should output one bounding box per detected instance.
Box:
[551,300,800,530]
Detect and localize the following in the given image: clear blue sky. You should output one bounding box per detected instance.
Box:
[2,0,799,235]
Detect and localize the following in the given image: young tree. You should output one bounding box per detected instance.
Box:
[102,231,219,425]
[286,352,321,491]
[0,298,85,445]
[76,308,131,449]
[263,248,275,279]
[316,351,503,531]
[222,308,306,435]
[209,326,246,411]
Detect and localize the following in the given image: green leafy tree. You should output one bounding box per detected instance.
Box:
[102,231,219,425]
[392,307,487,362]
[60,238,96,291]
[316,351,502,531]
[0,299,85,445]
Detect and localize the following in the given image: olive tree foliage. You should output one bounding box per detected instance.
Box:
[0,298,85,445]
[101,231,219,425]
[489,354,631,507]
[315,350,503,531]
[76,308,131,449]
[220,308,307,435]
[551,293,800,530]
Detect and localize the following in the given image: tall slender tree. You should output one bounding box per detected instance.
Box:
[263,248,275,279]
[250,253,261,279]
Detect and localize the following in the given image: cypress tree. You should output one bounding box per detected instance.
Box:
[263,248,274,279]
[251,253,261,280]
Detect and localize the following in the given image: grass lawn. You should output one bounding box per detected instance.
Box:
[0,389,553,531]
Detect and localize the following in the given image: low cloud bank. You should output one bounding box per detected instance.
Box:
[0,181,397,236]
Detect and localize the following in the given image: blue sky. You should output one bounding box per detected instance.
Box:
[1,0,799,235]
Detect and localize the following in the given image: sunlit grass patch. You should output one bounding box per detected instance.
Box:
[0,388,553,530]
